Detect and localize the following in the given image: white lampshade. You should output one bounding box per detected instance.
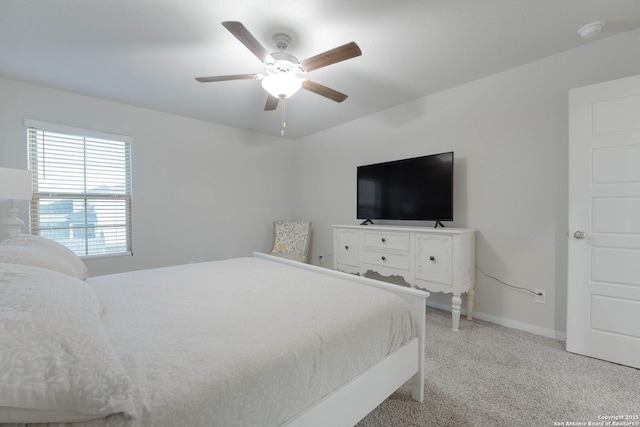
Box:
[261,74,303,99]
[0,167,32,200]
[0,167,33,236]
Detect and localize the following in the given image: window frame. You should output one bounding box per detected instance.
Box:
[25,119,133,259]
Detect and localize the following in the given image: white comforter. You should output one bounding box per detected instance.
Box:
[54,257,416,427]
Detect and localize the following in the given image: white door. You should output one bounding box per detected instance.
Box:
[567,74,640,369]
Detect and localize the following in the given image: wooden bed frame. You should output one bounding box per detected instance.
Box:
[253,253,429,426]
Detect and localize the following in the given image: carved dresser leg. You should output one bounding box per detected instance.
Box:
[451,293,462,331]
[466,288,475,320]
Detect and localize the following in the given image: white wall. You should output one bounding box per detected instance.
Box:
[292,29,640,337]
[0,78,294,276]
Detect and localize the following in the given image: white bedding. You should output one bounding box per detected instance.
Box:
[53,257,417,427]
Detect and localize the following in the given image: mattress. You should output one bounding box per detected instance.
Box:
[53,257,417,427]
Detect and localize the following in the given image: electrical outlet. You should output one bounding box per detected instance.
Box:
[534,289,546,304]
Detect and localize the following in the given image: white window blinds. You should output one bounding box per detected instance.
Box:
[26,120,133,257]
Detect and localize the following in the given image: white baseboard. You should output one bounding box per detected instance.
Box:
[426,301,567,341]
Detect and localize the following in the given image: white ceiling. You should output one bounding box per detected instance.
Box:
[1,0,639,140]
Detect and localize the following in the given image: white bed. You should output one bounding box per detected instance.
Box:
[0,235,428,426]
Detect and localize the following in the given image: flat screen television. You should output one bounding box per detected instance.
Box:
[357,151,453,226]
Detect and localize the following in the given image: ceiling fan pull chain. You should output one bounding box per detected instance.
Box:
[281,97,287,136]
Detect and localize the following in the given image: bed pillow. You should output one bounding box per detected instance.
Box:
[0,234,88,280]
[0,262,137,423]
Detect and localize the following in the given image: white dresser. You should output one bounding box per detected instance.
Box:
[333,224,475,331]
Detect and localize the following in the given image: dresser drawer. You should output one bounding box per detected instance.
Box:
[415,234,453,285]
[362,231,410,250]
[335,229,359,267]
[363,249,410,270]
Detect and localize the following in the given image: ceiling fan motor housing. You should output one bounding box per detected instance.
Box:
[266,51,302,75]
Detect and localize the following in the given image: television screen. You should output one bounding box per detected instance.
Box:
[357,151,453,222]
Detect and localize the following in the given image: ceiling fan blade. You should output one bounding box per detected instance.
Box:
[195,74,260,83]
[264,95,280,111]
[221,21,275,64]
[302,80,348,103]
[300,42,362,72]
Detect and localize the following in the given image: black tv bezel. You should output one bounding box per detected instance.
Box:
[356,151,454,222]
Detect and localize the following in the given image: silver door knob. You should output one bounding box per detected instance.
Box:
[573,230,586,240]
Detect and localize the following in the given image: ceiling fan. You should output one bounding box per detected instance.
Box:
[195,21,362,112]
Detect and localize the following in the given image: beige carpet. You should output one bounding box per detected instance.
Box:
[358,307,640,427]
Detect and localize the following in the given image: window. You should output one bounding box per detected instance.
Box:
[26,119,133,257]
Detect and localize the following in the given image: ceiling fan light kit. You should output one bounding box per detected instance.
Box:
[262,50,305,99]
[261,74,303,99]
[195,21,362,136]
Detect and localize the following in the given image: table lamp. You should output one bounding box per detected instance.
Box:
[0,167,33,237]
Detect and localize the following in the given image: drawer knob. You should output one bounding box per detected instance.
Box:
[381,256,386,261]
[381,237,386,243]
[430,256,435,261]
[345,245,349,250]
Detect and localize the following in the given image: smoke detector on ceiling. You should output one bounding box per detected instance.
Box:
[578,21,605,39]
